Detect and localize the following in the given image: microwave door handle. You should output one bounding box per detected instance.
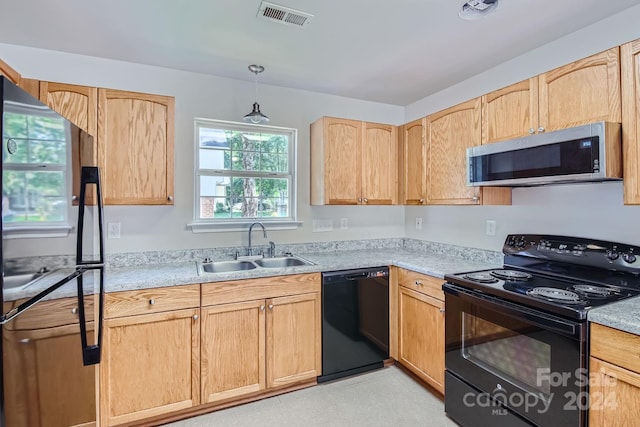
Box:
[77,166,104,266]
[76,266,104,366]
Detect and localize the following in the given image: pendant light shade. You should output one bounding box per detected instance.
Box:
[243,64,270,124]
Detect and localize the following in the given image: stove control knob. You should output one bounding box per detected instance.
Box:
[622,253,637,264]
[606,250,620,261]
[516,239,526,248]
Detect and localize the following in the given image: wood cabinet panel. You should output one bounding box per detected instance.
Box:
[400,118,427,204]
[426,98,481,205]
[397,268,445,301]
[266,292,321,388]
[622,39,640,204]
[201,300,266,404]
[100,308,200,426]
[362,122,397,204]
[104,284,200,318]
[40,82,98,135]
[589,357,640,427]
[591,323,640,374]
[482,78,539,143]
[97,88,174,205]
[0,57,20,84]
[398,285,445,393]
[539,47,621,132]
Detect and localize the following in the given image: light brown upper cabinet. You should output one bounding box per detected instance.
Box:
[98,89,175,205]
[40,82,99,205]
[310,116,398,205]
[483,47,621,144]
[426,98,511,205]
[0,57,20,84]
[622,39,640,204]
[400,118,427,204]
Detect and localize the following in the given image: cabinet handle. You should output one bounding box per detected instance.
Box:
[20,338,31,344]
[528,128,535,134]
[71,307,78,315]
[471,196,480,202]
[149,299,155,305]
[415,280,422,287]
[167,196,173,201]
[268,304,274,310]
[537,126,545,133]
[72,195,78,201]
[260,304,265,311]
[193,314,199,321]
[363,198,368,203]
[358,198,363,203]
[419,198,424,203]
[439,308,445,313]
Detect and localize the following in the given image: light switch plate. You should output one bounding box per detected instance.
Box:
[312,219,333,232]
[415,218,422,230]
[108,222,121,239]
[340,218,348,230]
[486,220,496,236]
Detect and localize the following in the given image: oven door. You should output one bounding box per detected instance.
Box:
[444,283,587,427]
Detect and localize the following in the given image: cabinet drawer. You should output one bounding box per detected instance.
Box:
[397,269,444,301]
[104,284,200,319]
[591,323,640,374]
[202,273,320,306]
[3,296,93,331]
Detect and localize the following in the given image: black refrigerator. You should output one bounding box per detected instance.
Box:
[0,76,105,426]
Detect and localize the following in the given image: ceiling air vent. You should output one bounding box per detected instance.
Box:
[258,1,314,28]
[458,0,500,20]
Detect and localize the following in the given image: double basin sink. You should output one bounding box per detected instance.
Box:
[198,255,315,274]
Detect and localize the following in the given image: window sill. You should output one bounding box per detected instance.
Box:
[2,225,73,239]
[187,220,303,233]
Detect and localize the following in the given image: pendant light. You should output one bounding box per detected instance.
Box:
[243,64,270,124]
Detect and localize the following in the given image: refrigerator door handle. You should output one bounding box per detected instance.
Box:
[76,266,104,366]
[77,166,104,266]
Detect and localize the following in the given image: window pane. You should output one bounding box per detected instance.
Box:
[3,112,67,165]
[2,170,67,223]
[197,175,289,219]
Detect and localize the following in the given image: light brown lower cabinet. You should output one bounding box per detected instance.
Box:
[589,323,640,426]
[100,285,201,426]
[2,297,96,427]
[201,276,321,405]
[397,269,445,394]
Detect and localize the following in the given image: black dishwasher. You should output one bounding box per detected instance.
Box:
[318,266,389,383]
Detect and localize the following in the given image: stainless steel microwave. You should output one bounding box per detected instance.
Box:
[467,121,622,187]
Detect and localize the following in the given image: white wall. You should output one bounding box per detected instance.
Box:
[0,43,405,255]
[403,4,640,252]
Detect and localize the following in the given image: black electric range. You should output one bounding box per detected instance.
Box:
[444,234,640,320]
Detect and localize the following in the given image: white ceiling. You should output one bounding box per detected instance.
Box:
[1,0,639,106]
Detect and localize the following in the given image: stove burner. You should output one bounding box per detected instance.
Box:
[571,284,616,298]
[490,269,533,281]
[527,287,583,303]
[463,272,499,284]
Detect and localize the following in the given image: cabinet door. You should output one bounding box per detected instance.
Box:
[362,122,397,204]
[482,78,539,143]
[398,286,444,393]
[0,57,20,84]
[401,118,427,204]
[323,117,362,204]
[100,308,200,426]
[201,300,266,404]
[40,82,98,205]
[266,292,321,389]
[426,98,481,205]
[3,325,96,427]
[97,88,175,205]
[539,47,621,132]
[622,39,640,204]
[589,357,640,427]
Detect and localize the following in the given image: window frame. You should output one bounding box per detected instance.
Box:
[189,118,300,232]
[2,101,73,237]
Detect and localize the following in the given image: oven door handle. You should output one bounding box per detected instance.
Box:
[444,284,582,339]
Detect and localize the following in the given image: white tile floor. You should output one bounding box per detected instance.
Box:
[163,366,458,427]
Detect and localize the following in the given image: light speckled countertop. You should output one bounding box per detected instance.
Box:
[588,297,640,335]
[5,248,502,303]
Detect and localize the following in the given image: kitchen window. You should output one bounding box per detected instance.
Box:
[2,101,71,235]
[190,118,298,231]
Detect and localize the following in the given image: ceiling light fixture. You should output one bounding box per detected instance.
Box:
[458,0,500,20]
[243,64,270,124]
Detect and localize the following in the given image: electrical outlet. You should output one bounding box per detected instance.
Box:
[415,217,422,230]
[107,222,121,239]
[312,219,333,232]
[486,220,496,236]
[340,218,348,230]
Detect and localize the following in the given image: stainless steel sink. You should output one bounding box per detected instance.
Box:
[200,260,257,273]
[253,256,314,268]
[3,273,42,289]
